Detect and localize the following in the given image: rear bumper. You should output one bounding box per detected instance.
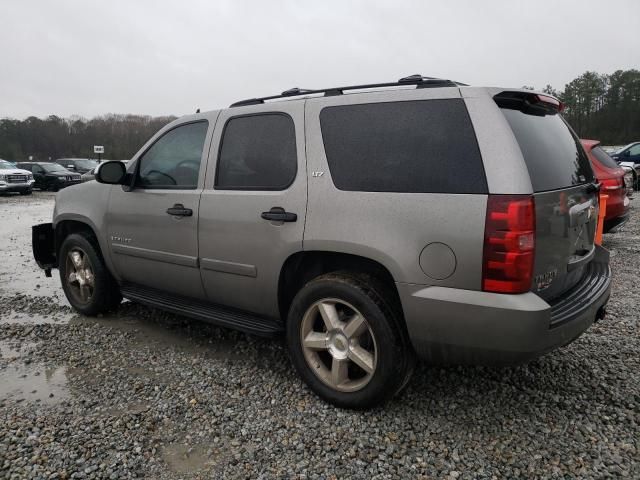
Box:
[398,246,611,365]
[604,213,629,233]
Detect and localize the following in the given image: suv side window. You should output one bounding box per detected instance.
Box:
[215,114,297,190]
[319,99,487,194]
[136,121,209,189]
[629,144,640,156]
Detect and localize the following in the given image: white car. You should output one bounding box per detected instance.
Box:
[0,159,35,195]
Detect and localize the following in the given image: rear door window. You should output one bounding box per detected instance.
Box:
[500,109,594,192]
[319,99,487,194]
[215,114,297,190]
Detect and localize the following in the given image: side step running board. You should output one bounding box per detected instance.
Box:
[120,283,283,337]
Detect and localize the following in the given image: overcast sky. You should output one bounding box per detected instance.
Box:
[1,0,638,119]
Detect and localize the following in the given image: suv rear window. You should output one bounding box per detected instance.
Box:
[319,99,487,193]
[591,146,620,169]
[500,109,594,192]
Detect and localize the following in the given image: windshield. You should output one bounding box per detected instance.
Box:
[0,160,16,170]
[42,163,67,173]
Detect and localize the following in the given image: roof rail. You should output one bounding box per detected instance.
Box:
[230,74,466,107]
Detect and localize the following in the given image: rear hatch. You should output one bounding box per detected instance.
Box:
[497,92,598,302]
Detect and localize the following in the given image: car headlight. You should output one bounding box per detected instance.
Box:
[28,174,33,180]
[0,174,6,181]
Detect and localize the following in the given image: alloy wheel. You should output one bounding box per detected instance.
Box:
[65,248,95,304]
[300,298,377,392]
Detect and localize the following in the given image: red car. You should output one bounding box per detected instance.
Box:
[581,139,630,232]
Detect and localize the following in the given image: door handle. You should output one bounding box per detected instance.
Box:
[166,204,193,217]
[261,207,297,222]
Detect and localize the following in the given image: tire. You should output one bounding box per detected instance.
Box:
[286,272,415,409]
[59,233,122,315]
[19,189,32,195]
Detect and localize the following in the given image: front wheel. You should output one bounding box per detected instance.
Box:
[19,189,32,195]
[59,233,122,315]
[286,273,415,409]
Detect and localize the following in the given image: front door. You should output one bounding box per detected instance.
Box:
[107,118,214,299]
[31,164,47,189]
[198,103,307,318]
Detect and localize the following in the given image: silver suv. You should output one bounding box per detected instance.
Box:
[33,76,612,408]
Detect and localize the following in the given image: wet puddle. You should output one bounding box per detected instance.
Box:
[0,364,69,404]
[0,339,69,404]
[1,310,68,325]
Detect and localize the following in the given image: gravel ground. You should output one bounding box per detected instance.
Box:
[1,191,639,479]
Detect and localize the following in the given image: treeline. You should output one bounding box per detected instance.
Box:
[0,114,176,161]
[534,69,640,144]
[1,69,639,162]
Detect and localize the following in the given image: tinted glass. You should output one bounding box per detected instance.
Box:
[501,109,594,191]
[137,121,208,189]
[216,114,297,190]
[42,164,66,172]
[591,146,620,169]
[319,99,487,193]
[629,144,640,156]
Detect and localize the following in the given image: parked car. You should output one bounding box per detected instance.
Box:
[81,160,129,183]
[611,141,640,165]
[581,139,630,232]
[0,158,18,168]
[55,158,99,174]
[32,77,611,408]
[17,162,81,191]
[0,159,35,195]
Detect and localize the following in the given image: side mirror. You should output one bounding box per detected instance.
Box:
[624,150,631,157]
[95,161,126,185]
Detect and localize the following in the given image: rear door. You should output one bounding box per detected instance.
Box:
[198,102,306,318]
[498,98,598,301]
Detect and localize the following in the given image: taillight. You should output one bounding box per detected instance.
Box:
[601,176,623,191]
[482,195,535,294]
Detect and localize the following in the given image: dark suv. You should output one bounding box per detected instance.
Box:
[32,76,612,408]
[18,162,81,191]
[55,158,99,174]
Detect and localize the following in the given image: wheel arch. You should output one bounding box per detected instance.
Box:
[278,250,403,323]
[54,215,117,279]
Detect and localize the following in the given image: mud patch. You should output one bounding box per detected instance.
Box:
[161,443,213,473]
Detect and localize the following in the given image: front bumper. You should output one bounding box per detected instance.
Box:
[398,246,611,365]
[32,223,57,277]
[56,179,82,189]
[0,181,34,191]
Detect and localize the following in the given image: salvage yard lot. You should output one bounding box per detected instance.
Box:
[1,191,638,479]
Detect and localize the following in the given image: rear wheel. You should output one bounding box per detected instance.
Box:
[59,233,121,315]
[286,272,414,409]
